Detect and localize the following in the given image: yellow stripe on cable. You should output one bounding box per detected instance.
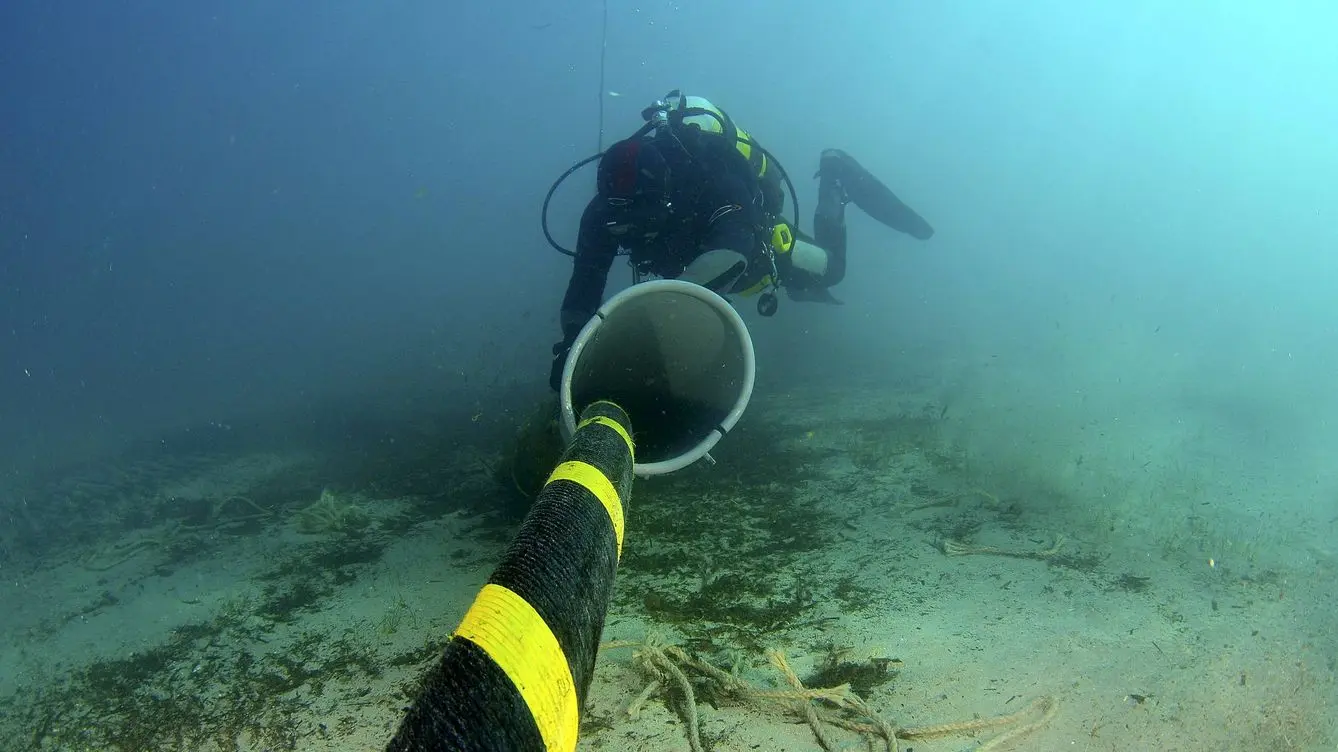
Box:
[454,583,579,752]
[544,461,625,558]
[576,414,635,461]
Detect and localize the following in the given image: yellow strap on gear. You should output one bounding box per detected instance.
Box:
[738,274,773,298]
[454,583,580,752]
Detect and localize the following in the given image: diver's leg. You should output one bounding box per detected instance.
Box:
[811,150,852,286]
[778,158,849,303]
[681,249,748,293]
[816,148,934,240]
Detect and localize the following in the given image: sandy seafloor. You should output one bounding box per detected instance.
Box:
[2,384,1335,751]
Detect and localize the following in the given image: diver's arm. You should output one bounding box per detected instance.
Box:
[559,198,620,343]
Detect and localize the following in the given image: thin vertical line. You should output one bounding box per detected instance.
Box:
[597,0,608,152]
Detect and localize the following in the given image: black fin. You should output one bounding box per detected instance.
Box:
[786,285,845,305]
[818,149,934,240]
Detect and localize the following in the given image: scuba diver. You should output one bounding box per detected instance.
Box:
[544,91,936,390]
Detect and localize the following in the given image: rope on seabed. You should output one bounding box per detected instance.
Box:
[603,638,1058,752]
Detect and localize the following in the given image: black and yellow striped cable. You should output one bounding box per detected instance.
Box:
[387,400,635,751]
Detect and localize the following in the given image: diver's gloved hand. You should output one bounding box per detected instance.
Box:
[548,340,571,392]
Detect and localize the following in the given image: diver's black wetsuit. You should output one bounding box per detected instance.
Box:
[550,133,934,389]
[558,132,769,345]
